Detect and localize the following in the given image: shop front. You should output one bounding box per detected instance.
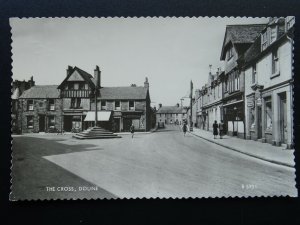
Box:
[223,99,245,138]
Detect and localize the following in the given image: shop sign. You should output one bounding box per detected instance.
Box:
[247,100,254,108]
[256,98,262,106]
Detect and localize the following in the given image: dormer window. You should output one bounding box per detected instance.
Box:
[74,83,79,90]
[252,64,257,84]
[261,32,268,51]
[270,26,277,44]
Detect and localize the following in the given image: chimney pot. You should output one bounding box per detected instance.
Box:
[94,65,101,88]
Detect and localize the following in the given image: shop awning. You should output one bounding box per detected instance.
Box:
[84,111,112,122]
[222,100,243,107]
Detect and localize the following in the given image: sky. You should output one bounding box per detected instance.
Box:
[10,17,268,107]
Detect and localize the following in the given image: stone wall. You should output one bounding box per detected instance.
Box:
[18,98,63,133]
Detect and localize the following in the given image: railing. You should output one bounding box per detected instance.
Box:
[61,90,92,98]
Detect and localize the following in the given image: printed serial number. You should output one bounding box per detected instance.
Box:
[241,184,257,190]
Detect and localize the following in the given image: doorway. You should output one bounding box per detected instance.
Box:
[257,106,262,139]
[39,115,45,132]
[279,92,287,144]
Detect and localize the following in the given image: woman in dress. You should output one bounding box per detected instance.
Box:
[213,120,218,139]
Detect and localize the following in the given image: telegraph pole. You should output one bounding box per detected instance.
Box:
[190,80,193,131]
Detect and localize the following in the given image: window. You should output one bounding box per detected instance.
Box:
[27,100,34,111]
[160,114,161,117]
[74,83,79,90]
[48,116,55,129]
[79,83,85,90]
[68,83,73,90]
[84,84,89,90]
[115,101,120,110]
[227,46,234,60]
[27,116,34,128]
[270,26,277,44]
[71,98,81,109]
[49,99,55,111]
[101,101,106,110]
[265,97,272,131]
[129,101,135,111]
[235,72,239,91]
[272,49,279,75]
[261,31,268,51]
[252,65,257,84]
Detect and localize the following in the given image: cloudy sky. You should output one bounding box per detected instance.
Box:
[10,17,267,107]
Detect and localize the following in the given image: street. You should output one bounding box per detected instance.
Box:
[11,125,297,200]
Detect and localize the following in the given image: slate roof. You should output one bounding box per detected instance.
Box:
[19,85,60,99]
[241,36,261,67]
[99,86,148,100]
[156,106,184,114]
[57,66,95,89]
[220,24,266,60]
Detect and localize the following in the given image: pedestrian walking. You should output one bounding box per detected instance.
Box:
[213,120,218,139]
[182,123,187,137]
[130,124,135,138]
[219,120,224,139]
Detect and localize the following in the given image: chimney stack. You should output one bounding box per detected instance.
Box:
[159,103,162,108]
[66,65,72,77]
[176,103,180,107]
[144,77,149,90]
[94,65,101,88]
[29,76,35,88]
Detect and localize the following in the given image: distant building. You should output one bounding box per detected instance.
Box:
[197,68,224,131]
[156,103,186,125]
[241,17,294,148]
[16,66,152,133]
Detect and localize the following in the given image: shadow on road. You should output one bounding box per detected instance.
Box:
[11,136,117,200]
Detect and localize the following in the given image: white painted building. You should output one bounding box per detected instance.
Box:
[242,17,294,148]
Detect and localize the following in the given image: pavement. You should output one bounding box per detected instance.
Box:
[185,126,295,168]
[11,125,297,199]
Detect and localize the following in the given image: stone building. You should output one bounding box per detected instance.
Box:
[219,23,266,138]
[18,85,62,133]
[241,17,294,148]
[17,66,152,133]
[156,104,186,125]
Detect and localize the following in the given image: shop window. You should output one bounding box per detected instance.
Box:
[264,97,272,131]
[272,49,279,76]
[27,116,34,128]
[27,100,34,111]
[115,101,120,110]
[49,99,55,111]
[48,116,55,129]
[249,107,255,129]
[129,101,135,111]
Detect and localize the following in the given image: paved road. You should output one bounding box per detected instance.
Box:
[11,125,297,199]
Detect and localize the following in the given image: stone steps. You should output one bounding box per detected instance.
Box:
[73,127,121,139]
